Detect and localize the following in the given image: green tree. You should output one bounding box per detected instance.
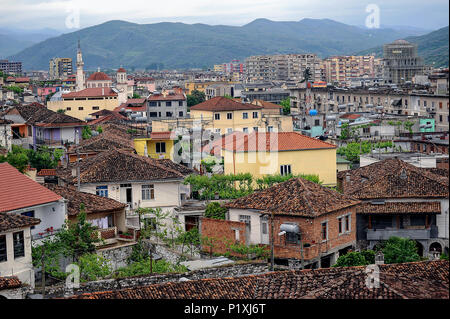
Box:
[382,237,421,264]
[333,251,368,267]
[132,93,141,99]
[7,86,23,94]
[32,237,67,280]
[56,109,66,114]
[96,126,103,134]
[82,126,92,139]
[204,202,227,220]
[186,90,206,107]
[0,146,29,173]
[57,208,101,261]
[280,97,291,115]
[76,253,112,282]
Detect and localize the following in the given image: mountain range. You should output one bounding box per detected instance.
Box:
[356,26,449,68]
[6,18,449,70]
[0,28,62,58]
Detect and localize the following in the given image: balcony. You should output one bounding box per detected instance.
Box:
[367,227,432,241]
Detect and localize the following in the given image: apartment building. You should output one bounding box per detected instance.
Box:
[244,54,321,83]
[288,86,449,131]
[324,55,376,85]
[49,58,73,80]
[0,60,22,76]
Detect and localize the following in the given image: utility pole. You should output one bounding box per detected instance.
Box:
[76,130,80,191]
[41,245,46,299]
[270,211,274,271]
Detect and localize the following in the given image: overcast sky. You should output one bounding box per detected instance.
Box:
[0,0,448,32]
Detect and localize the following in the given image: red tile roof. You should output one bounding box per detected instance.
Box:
[222,132,337,152]
[62,88,117,98]
[150,131,175,140]
[37,169,56,176]
[0,163,62,213]
[65,260,449,299]
[251,99,283,109]
[340,113,362,120]
[0,212,41,232]
[226,177,360,217]
[0,276,22,291]
[356,201,441,214]
[87,72,112,81]
[117,68,126,73]
[44,184,126,216]
[338,158,449,200]
[190,96,262,112]
[148,93,185,101]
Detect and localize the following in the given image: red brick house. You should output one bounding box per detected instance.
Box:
[203,177,360,268]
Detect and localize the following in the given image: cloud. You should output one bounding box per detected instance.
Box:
[0,0,448,30]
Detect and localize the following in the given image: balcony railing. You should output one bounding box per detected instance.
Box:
[367,228,431,241]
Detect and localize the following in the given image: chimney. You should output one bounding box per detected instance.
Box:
[345,172,351,183]
[71,167,77,177]
[375,251,384,265]
[102,87,105,96]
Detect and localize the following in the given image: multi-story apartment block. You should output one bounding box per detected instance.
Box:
[147,89,187,120]
[288,86,449,132]
[244,54,321,83]
[49,58,73,80]
[0,60,22,75]
[383,39,425,84]
[324,55,376,86]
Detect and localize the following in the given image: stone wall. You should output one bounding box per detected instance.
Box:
[44,261,269,298]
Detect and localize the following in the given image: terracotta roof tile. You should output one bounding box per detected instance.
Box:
[222,132,337,152]
[0,212,41,232]
[226,177,360,217]
[56,149,186,184]
[44,184,126,216]
[356,201,441,214]
[0,163,62,213]
[0,276,22,291]
[65,260,449,299]
[338,158,449,199]
[190,96,262,112]
[87,72,112,81]
[63,88,117,98]
[37,169,56,176]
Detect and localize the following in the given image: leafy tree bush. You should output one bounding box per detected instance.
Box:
[204,202,227,220]
[186,90,206,107]
[114,259,188,278]
[440,253,449,261]
[82,126,92,139]
[76,253,112,282]
[280,97,290,115]
[255,173,321,189]
[184,173,253,200]
[333,250,376,267]
[381,236,420,264]
[96,126,103,134]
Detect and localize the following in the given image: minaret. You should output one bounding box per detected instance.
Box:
[76,39,86,92]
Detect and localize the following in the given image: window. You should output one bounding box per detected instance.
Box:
[252,112,258,119]
[142,184,155,200]
[21,211,35,229]
[149,101,157,107]
[243,127,248,133]
[0,235,6,262]
[227,128,232,134]
[280,164,291,176]
[156,142,166,153]
[345,215,350,232]
[268,126,274,132]
[66,107,71,111]
[321,222,328,241]
[214,113,220,120]
[215,128,221,134]
[179,101,183,106]
[314,119,320,126]
[439,115,443,122]
[227,113,232,120]
[239,215,251,231]
[261,222,268,235]
[13,231,25,259]
[439,102,443,109]
[338,217,343,234]
[166,112,173,117]
[242,112,248,119]
[96,185,108,197]
[179,111,183,117]
[286,231,299,244]
[78,107,84,110]
[253,127,258,132]
[92,106,99,110]
[166,101,172,107]
[149,112,158,117]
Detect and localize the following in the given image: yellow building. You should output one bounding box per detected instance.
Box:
[187,96,293,134]
[134,132,176,160]
[222,132,337,186]
[47,87,120,121]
